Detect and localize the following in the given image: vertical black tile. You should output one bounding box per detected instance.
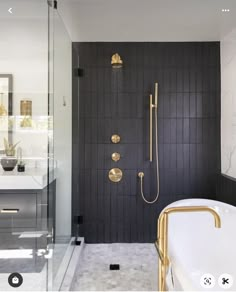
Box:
[176,119,183,144]
[158,118,164,144]
[177,70,184,92]
[170,119,177,143]
[190,70,196,92]
[163,119,171,143]
[183,119,190,143]
[170,93,177,118]
[170,144,177,169]
[189,93,196,118]
[163,93,170,117]
[190,144,197,169]
[163,69,170,92]
[196,69,203,92]
[177,144,184,169]
[183,144,190,169]
[170,69,177,92]
[190,118,197,144]
[196,144,203,169]
[196,119,203,143]
[164,144,171,169]
[196,93,203,117]
[176,93,184,118]
[183,70,190,92]
[183,93,190,117]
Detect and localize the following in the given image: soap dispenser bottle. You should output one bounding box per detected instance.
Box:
[17,147,25,172]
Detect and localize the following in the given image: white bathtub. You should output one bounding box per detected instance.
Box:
[164,199,236,291]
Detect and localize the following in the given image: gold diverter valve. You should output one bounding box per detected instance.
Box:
[109,134,123,183]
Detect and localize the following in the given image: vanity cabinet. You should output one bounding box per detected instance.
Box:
[0,181,56,249]
[0,193,37,229]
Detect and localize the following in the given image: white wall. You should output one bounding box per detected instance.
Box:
[221,29,236,178]
[58,0,236,42]
[0,3,49,160]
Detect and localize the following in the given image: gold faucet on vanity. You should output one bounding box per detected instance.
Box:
[155,206,221,291]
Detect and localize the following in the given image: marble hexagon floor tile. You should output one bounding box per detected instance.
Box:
[70,243,158,291]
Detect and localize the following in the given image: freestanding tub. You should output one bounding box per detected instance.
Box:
[163,199,236,291]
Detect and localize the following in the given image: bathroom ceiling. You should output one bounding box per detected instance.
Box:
[58,0,236,41]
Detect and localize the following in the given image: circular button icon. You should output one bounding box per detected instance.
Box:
[200,273,216,289]
[8,273,23,288]
[218,274,233,289]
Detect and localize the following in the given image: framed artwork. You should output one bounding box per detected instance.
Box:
[0,74,13,153]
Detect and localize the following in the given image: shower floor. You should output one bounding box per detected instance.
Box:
[70,243,157,291]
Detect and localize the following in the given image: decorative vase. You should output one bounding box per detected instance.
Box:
[1,156,18,171]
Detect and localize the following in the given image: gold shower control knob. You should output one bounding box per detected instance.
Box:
[111,134,121,144]
[138,172,144,178]
[109,168,123,183]
[111,152,120,162]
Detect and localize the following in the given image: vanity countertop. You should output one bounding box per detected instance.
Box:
[0,168,56,190]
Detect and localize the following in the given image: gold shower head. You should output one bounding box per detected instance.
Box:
[111,53,123,68]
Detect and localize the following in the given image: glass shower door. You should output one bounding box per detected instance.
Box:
[0,1,73,290]
[48,2,74,291]
[0,0,52,290]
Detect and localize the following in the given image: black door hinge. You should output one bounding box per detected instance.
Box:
[74,215,83,225]
[74,68,84,77]
[72,238,82,246]
[48,0,57,9]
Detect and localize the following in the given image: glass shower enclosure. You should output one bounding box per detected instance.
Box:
[0,0,73,290]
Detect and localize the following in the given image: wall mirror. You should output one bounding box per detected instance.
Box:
[0,74,13,153]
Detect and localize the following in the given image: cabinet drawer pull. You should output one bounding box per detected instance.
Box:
[1,209,19,214]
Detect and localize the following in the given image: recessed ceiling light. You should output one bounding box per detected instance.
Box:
[222,9,230,12]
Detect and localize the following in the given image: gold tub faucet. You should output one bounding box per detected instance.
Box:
[155,206,221,291]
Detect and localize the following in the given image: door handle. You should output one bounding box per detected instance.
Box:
[1,209,19,214]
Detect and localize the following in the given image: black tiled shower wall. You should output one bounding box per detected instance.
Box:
[216,174,236,206]
[72,42,221,243]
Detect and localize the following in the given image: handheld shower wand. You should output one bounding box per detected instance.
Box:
[150,83,158,162]
[138,82,160,204]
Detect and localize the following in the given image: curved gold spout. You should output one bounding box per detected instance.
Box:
[156,206,221,291]
[163,206,221,228]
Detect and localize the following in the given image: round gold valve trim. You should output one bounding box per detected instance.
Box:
[111,134,121,144]
[108,168,123,183]
[111,152,121,162]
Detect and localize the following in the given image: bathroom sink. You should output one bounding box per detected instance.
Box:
[0,168,55,190]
